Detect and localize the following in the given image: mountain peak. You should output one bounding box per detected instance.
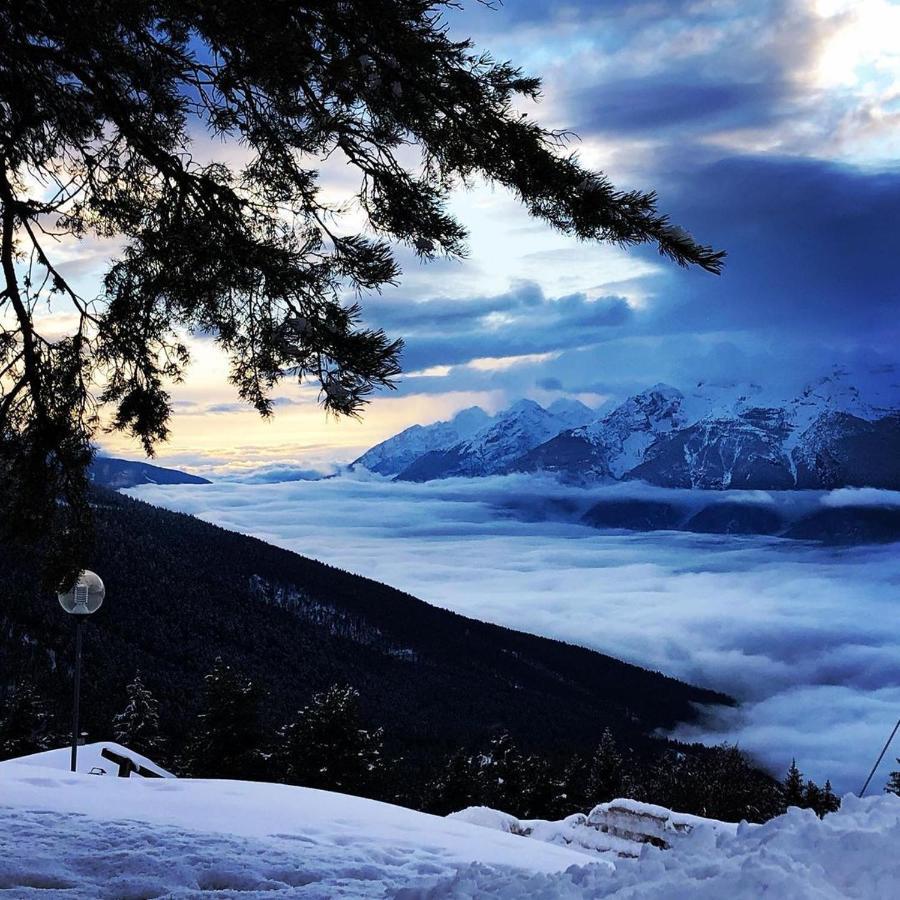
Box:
[547,397,595,428]
[504,398,547,416]
[353,406,494,477]
[450,406,492,435]
[645,382,682,397]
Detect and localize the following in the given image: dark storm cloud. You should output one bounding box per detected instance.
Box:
[372,154,900,395]
[646,155,900,341]
[568,77,795,136]
[364,284,632,370]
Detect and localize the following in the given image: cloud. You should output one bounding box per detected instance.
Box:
[352,149,900,407]
[645,154,900,343]
[363,283,633,371]
[125,475,900,793]
[218,463,336,484]
[568,77,796,138]
[823,488,900,508]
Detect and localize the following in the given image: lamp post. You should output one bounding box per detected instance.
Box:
[58,570,105,773]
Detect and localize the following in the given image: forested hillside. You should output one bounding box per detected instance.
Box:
[89,457,211,489]
[0,490,726,769]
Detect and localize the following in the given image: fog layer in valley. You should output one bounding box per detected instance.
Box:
[128,474,900,793]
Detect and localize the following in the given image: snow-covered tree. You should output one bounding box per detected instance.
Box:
[585,728,631,805]
[186,658,266,779]
[279,685,384,796]
[112,671,162,755]
[424,750,485,817]
[0,682,54,760]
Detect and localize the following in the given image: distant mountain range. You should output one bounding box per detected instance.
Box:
[357,398,593,479]
[89,456,211,489]
[354,367,900,492]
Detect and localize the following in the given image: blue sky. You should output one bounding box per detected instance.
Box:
[97,0,900,469]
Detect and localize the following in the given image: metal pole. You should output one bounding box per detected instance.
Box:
[859,717,900,797]
[70,620,84,773]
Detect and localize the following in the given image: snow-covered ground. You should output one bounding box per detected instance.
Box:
[9,741,174,778]
[2,748,900,898]
[0,753,593,898]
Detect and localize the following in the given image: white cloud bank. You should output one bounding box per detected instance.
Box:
[127,474,900,793]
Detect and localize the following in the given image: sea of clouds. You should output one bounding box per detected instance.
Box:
[127,473,900,794]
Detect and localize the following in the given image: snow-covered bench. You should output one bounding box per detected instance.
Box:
[99,746,164,778]
[450,798,738,859]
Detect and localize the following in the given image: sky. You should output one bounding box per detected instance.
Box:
[127,475,900,793]
[85,0,900,471]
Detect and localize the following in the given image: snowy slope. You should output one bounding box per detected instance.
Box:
[352,406,493,476]
[514,366,900,489]
[630,368,900,490]
[430,794,900,898]
[0,758,591,898]
[2,754,899,898]
[547,397,596,430]
[515,384,687,481]
[395,398,593,481]
[450,798,739,859]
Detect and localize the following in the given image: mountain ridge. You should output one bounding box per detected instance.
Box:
[90,456,211,489]
[355,366,900,491]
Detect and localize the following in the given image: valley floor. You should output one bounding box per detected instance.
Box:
[2,749,900,898]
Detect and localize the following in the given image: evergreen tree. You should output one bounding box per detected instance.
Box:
[803,780,822,813]
[0,682,54,760]
[186,658,266,780]
[112,671,162,755]
[478,732,531,816]
[820,781,840,816]
[646,745,784,823]
[585,728,630,806]
[279,685,384,797]
[551,753,589,819]
[887,761,900,796]
[423,750,484,816]
[0,0,723,585]
[783,759,806,808]
[519,753,556,820]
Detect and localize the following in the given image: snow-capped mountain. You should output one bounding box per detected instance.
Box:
[545,397,597,430]
[352,405,492,476]
[626,409,797,489]
[395,398,594,481]
[513,384,687,480]
[355,366,900,490]
[627,367,900,489]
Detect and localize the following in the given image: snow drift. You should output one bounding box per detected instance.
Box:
[2,747,899,898]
